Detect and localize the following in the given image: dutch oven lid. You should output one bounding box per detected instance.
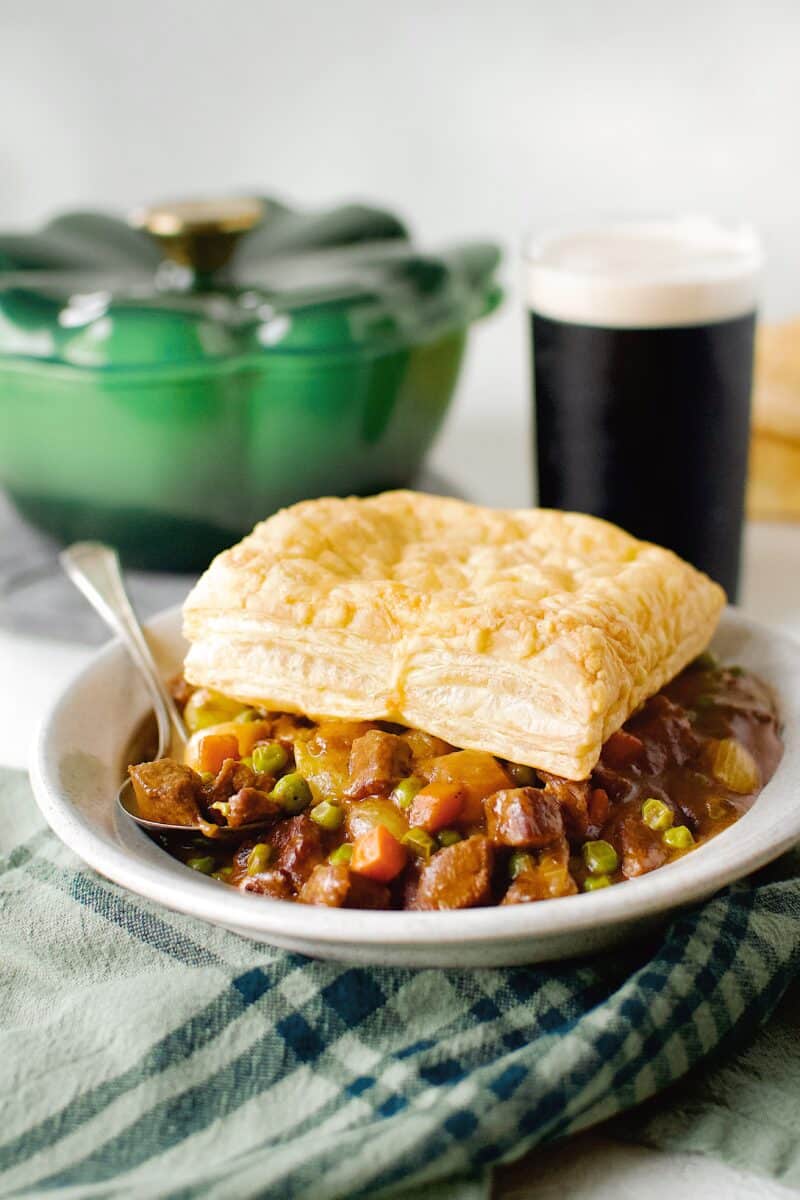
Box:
[0,196,502,369]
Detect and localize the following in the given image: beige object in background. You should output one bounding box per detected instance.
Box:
[183,491,724,780]
[749,319,800,521]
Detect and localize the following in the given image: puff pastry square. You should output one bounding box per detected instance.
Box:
[182,491,725,779]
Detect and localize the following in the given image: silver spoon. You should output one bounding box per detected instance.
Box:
[60,542,261,840]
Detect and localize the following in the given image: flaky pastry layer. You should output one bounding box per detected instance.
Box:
[182,491,725,779]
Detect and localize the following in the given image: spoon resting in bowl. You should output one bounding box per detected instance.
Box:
[60,542,266,840]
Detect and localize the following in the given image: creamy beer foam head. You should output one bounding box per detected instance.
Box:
[526,218,761,328]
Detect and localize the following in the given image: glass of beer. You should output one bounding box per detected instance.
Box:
[526,218,761,599]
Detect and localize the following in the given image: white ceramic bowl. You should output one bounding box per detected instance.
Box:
[31,606,800,968]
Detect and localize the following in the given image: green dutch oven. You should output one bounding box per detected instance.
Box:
[0,197,501,569]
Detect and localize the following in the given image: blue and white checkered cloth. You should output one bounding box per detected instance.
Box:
[3,766,800,1200]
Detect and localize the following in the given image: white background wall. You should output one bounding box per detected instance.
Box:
[3,0,797,503]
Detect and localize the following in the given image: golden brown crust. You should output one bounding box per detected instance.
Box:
[182,491,725,780]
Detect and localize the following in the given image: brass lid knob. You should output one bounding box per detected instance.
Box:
[133,196,264,274]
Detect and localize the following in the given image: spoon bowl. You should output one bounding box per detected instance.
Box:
[116,778,267,840]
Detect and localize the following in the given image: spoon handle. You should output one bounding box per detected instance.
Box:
[60,542,187,755]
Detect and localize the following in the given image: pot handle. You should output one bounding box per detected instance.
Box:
[132,196,264,275]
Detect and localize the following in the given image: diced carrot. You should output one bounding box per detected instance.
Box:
[588,787,609,827]
[407,782,466,832]
[350,825,407,883]
[602,730,644,769]
[197,733,240,775]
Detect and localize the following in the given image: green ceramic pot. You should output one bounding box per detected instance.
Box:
[0,198,501,569]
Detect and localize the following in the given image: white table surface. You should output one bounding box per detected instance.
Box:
[3,411,799,1200]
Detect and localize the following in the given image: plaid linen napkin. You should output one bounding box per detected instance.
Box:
[2,766,800,1200]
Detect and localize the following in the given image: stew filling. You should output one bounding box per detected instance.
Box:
[129,654,783,910]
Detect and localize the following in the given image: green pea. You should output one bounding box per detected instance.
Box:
[664,825,695,850]
[509,850,535,879]
[584,874,612,892]
[186,855,215,875]
[582,839,618,876]
[247,843,274,875]
[234,709,261,723]
[328,843,354,866]
[693,650,719,671]
[508,763,537,787]
[252,741,289,775]
[392,776,424,810]
[270,772,312,814]
[212,866,233,881]
[437,829,462,848]
[310,801,344,831]
[402,828,436,860]
[729,665,744,678]
[240,755,254,770]
[641,798,674,831]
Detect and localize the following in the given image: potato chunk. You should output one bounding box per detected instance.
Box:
[294,721,373,802]
[345,730,412,800]
[418,750,511,824]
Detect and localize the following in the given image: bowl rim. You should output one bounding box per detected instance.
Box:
[30,604,800,951]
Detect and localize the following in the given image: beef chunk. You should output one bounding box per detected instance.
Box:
[538,772,591,839]
[203,757,278,828]
[271,814,325,888]
[345,730,412,800]
[344,872,391,909]
[602,730,645,769]
[586,787,610,837]
[411,836,494,910]
[399,861,422,910]
[618,811,668,877]
[629,694,700,774]
[206,758,256,803]
[590,764,633,803]
[299,863,390,909]
[299,862,350,906]
[128,759,202,826]
[484,788,564,848]
[227,787,281,828]
[241,869,294,900]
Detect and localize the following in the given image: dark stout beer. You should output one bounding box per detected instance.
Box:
[527,220,760,599]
